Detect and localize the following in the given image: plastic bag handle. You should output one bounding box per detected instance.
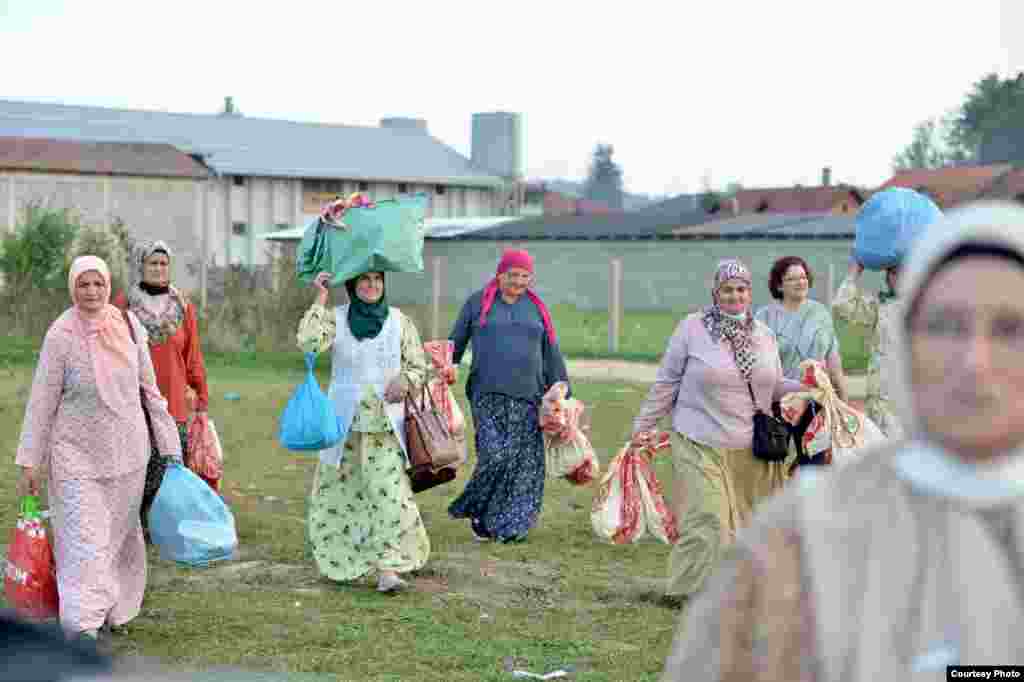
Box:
[20,495,40,519]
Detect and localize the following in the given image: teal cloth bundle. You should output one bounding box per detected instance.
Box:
[297,192,428,286]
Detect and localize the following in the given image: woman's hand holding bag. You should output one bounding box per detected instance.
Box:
[4,496,59,620]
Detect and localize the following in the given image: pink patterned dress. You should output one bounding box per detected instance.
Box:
[16,309,181,634]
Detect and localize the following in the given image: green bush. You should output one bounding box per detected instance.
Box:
[71,217,134,294]
[0,202,80,292]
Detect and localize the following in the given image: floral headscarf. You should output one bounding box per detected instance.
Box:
[125,239,187,346]
[702,259,757,381]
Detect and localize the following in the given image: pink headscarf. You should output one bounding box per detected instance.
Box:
[65,256,138,413]
[479,249,557,345]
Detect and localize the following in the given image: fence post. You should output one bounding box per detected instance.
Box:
[430,256,443,341]
[827,263,835,307]
[609,258,622,354]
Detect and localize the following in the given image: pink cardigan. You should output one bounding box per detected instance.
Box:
[16,311,182,481]
[633,313,800,450]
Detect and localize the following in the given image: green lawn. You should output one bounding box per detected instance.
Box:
[0,351,681,681]
[387,303,871,372]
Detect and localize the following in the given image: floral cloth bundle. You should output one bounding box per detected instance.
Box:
[539,382,598,485]
[591,431,679,545]
[779,359,886,463]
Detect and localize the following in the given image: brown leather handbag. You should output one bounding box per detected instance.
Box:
[404,382,463,493]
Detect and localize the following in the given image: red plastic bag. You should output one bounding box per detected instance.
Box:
[4,496,59,621]
[591,432,679,545]
[186,414,223,492]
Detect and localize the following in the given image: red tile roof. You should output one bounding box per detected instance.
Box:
[730,186,864,214]
[879,164,1012,208]
[976,167,1024,203]
[0,136,210,179]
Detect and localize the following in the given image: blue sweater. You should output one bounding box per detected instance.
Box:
[450,289,570,404]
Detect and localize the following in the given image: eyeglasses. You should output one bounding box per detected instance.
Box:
[783,275,809,283]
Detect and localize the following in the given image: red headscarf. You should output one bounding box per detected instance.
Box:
[479,249,557,345]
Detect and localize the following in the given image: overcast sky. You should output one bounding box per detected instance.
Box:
[2,0,1019,196]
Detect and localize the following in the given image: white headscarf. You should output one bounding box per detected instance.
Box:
[891,200,1024,506]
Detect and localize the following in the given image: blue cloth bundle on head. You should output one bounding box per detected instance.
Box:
[854,187,942,271]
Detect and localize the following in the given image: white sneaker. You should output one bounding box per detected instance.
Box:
[377,574,408,593]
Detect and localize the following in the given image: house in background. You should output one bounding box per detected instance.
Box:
[715,168,867,217]
[0,98,525,291]
[877,163,1016,208]
[0,135,211,290]
[520,180,624,217]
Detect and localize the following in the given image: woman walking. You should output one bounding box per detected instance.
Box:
[632,259,801,598]
[757,256,848,468]
[15,256,182,641]
[297,270,430,592]
[114,240,211,515]
[447,249,570,544]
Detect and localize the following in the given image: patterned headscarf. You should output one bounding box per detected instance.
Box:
[126,239,187,346]
[702,259,757,381]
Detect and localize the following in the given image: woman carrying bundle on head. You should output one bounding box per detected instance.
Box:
[296,269,430,593]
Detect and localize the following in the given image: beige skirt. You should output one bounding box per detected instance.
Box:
[665,432,791,596]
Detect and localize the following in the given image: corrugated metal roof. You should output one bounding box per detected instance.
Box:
[673,213,856,239]
[440,209,715,240]
[0,136,210,178]
[0,99,506,187]
[260,215,517,241]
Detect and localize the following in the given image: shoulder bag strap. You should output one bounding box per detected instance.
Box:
[121,309,155,435]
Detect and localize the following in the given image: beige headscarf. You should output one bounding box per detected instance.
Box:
[63,256,138,414]
[891,200,1024,505]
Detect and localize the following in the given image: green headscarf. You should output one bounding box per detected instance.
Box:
[344,272,389,340]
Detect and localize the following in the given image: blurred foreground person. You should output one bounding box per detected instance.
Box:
[662,203,1024,680]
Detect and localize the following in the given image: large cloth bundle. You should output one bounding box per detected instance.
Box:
[591,432,679,545]
[296,192,429,287]
[149,464,238,567]
[540,382,599,485]
[779,360,886,465]
[854,187,942,271]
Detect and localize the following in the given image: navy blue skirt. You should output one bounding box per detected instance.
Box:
[448,393,545,541]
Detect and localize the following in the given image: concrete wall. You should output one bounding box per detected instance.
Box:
[386,238,887,313]
[2,170,207,294]
[1,170,506,302]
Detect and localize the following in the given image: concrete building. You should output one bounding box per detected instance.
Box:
[0,98,525,301]
[0,135,211,295]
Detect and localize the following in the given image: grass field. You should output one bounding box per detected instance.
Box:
[398,303,871,372]
[0,303,872,680]
[0,349,683,681]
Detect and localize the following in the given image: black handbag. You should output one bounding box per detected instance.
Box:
[747,383,790,462]
[120,309,170,535]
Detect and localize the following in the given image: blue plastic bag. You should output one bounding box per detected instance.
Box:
[854,188,942,271]
[279,352,342,452]
[148,464,238,567]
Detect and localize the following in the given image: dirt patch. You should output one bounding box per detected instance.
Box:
[567,359,657,384]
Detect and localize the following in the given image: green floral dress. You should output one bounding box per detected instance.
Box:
[297,304,430,581]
